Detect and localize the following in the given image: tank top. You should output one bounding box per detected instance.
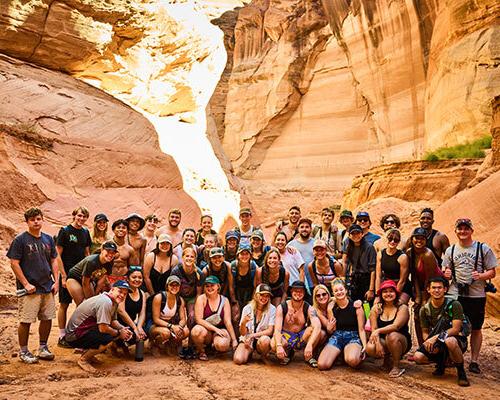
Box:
[262,266,286,297]
[377,307,411,342]
[162,296,177,319]
[426,229,442,266]
[203,296,225,327]
[312,258,336,286]
[122,290,143,323]
[333,300,358,331]
[235,264,254,290]
[150,252,173,293]
[381,249,403,281]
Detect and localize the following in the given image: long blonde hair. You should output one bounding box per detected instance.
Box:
[249,290,271,315]
[312,284,332,311]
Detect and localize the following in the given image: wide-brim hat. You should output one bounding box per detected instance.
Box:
[125,213,145,231]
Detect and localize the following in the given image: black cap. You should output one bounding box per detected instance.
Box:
[411,227,427,238]
[102,241,118,252]
[289,281,306,290]
[348,224,363,233]
[94,213,109,222]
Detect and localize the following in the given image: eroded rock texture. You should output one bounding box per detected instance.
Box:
[212,0,499,216]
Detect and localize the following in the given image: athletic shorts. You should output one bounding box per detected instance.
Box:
[327,330,361,350]
[18,293,56,323]
[66,329,115,349]
[458,296,486,330]
[416,335,467,363]
[59,276,73,304]
[281,329,307,350]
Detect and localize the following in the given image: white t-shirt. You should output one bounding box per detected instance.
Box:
[280,247,305,284]
[240,303,276,333]
[442,241,497,298]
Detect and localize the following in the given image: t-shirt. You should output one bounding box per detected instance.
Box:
[346,241,376,274]
[236,225,258,246]
[68,254,113,284]
[419,298,464,331]
[341,231,381,252]
[289,238,315,289]
[65,293,117,341]
[442,241,497,298]
[280,248,305,285]
[57,225,91,272]
[240,303,276,334]
[7,231,57,293]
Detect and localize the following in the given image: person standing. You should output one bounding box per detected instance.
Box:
[156,208,183,247]
[144,214,159,254]
[56,206,91,347]
[235,207,260,246]
[275,206,301,243]
[7,207,59,364]
[443,218,497,374]
[289,218,316,293]
[89,213,111,254]
[338,210,354,242]
[355,211,380,245]
[125,213,147,265]
[312,207,341,258]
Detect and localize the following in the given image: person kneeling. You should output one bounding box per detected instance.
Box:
[366,280,411,377]
[147,275,190,357]
[233,284,275,365]
[318,278,367,370]
[191,276,237,361]
[414,277,470,387]
[63,280,134,373]
[271,281,321,367]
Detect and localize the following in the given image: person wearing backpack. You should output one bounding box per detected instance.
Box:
[442,218,497,374]
[191,276,237,361]
[414,277,470,387]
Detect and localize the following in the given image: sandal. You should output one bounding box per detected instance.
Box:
[389,367,405,378]
[307,358,318,368]
[198,352,208,361]
[279,356,290,365]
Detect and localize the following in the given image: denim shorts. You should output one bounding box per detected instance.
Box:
[327,330,361,350]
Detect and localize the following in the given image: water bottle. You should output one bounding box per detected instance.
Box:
[135,339,144,362]
[362,301,371,320]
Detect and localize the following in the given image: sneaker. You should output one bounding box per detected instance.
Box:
[58,337,72,349]
[469,362,481,374]
[457,370,470,387]
[19,351,39,364]
[178,347,190,359]
[38,346,55,361]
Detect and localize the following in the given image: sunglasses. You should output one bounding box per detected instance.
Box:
[315,292,328,299]
[388,238,400,243]
[129,266,143,272]
[357,218,369,223]
[385,220,396,224]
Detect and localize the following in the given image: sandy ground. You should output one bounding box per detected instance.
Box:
[0,299,499,400]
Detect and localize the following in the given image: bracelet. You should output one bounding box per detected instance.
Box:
[167,323,172,329]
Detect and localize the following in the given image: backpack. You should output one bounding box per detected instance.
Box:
[424,299,472,337]
[449,242,484,278]
[231,260,257,283]
[145,291,181,325]
[281,300,310,326]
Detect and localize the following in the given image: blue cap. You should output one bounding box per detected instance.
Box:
[237,243,251,254]
[112,280,132,292]
[225,230,240,240]
[356,211,370,219]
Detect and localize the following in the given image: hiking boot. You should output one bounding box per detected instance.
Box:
[57,337,72,349]
[457,369,470,387]
[19,351,38,364]
[38,346,55,361]
[432,363,445,376]
[468,362,481,374]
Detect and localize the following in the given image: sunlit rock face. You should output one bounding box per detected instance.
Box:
[0,0,248,229]
[213,0,499,217]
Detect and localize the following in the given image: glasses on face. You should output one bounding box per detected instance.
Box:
[357,218,369,223]
[385,220,395,224]
[315,292,328,299]
[388,238,400,243]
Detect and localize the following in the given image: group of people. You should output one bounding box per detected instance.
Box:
[7,204,497,386]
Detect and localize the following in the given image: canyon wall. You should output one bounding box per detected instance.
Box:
[211,0,499,218]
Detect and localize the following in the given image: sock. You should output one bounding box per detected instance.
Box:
[39,341,47,349]
[20,346,28,353]
[59,329,66,338]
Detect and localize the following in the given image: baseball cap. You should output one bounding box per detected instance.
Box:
[289,281,306,291]
[240,207,252,215]
[411,227,427,237]
[356,211,370,220]
[313,239,327,249]
[158,233,172,244]
[237,243,251,254]
[166,275,181,286]
[225,230,240,240]
[339,210,354,219]
[251,230,264,240]
[113,280,132,292]
[204,275,220,285]
[102,241,118,252]
[297,218,312,227]
[94,213,109,222]
[348,224,363,234]
[209,247,224,258]
[255,284,272,295]
[455,218,473,229]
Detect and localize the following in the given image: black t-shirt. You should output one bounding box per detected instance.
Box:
[7,231,57,293]
[56,225,91,272]
[68,254,113,284]
[333,300,359,331]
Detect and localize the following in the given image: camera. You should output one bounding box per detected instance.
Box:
[457,282,469,296]
[485,281,497,293]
